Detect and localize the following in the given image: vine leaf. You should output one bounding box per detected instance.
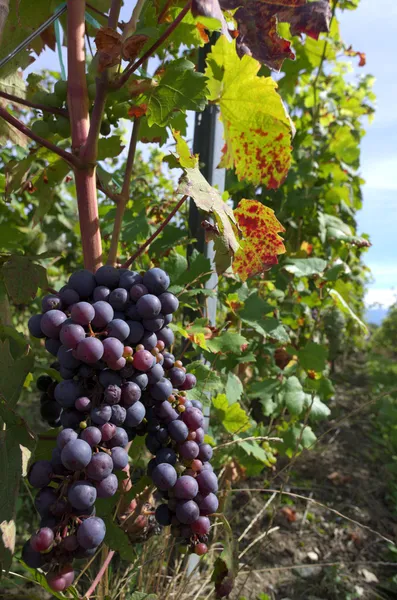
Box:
[205,37,294,187]
[233,199,286,281]
[191,0,231,39]
[2,255,48,304]
[171,131,240,273]
[219,0,331,71]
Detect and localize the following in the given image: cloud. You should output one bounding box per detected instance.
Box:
[365,288,397,308]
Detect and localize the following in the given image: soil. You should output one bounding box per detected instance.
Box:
[230,353,397,600]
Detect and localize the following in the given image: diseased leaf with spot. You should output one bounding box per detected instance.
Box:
[205,37,293,187]
[233,199,286,280]
[219,0,331,71]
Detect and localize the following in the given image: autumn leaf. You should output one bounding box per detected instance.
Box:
[191,0,231,39]
[205,37,293,187]
[233,200,285,281]
[219,0,331,71]
[95,27,122,71]
[122,34,148,61]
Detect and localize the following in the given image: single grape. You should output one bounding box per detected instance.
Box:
[150,377,173,402]
[81,426,102,446]
[155,503,172,526]
[41,309,67,338]
[121,381,141,405]
[124,320,144,345]
[28,314,45,338]
[129,283,148,302]
[155,401,178,423]
[162,352,175,370]
[108,288,129,311]
[152,463,177,490]
[61,439,92,470]
[60,409,83,429]
[133,349,154,372]
[110,404,126,426]
[143,268,170,294]
[93,285,110,302]
[107,356,126,370]
[142,331,158,350]
[125,401,145,427]
[136,294,161,319]
[28,460,53,488]
[45,338,62,356]
[119,363,135,379]
[68,269,96,298]
[57,345,81,369]
[155,447,176,465]
[146,434,162,454]
[92,301,114,328]
[107,426,129,448]
[75,396,92,412]
[71,301,95,325]
[147,363,164,385]
[96,473,118,498]
[61,534,79,552]
[183,407,204,430]
[163,314,173,326]
[176,500,200,525]
[125,303,140,320]
[102,337,124,362]
[37,375,53,392]
[40,400,62,422]
[60,322,86,349]
[174,476,199,500]
[77,516,106,549]
[59,286,79,306]
[99,369,123,388]
[194,542,208,556]
[100,422,116,441]
[191,400,203,411]
[111,447,129,470]
[34,486,58,516]
[195,427,205,444]
[59,366,76,380]
[91,404,112,425]
[191,516,211,535]
[168,420,189,443]
[95,265,120,288]
[196,471,218,495]
[181,373,197,391]
[76,337,104,364]
[57,428,78,449]
[156,426,169,443]
[158,292,179,314]
[169,367,186,387]
[142,315,165,332]
[54,380,83,408]
[157,326,175,348]
[107,319,130,341]
[130,373,149,390]
[119,270,142,290]
[86,452,113,481]
[68,481,97,510]
[41,294,62,312]
[22,540,47,568]
[179,441,199,460]
[104,384,121,405]
[198,443,213,462]
[51,447,67,475]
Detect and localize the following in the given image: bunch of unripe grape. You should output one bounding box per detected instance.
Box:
[25,265,218,591]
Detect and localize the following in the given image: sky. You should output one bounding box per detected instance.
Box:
[24,0,397,309]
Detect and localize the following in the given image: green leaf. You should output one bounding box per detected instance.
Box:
[103,518,136,562]
[211,513,238,599]
[212,394,250,433]
[0,340,34,410]
[283,376,305,416]
[329,289,367,333]
[239,293,274,334]
[206,331,248,354]
[283,258,327,277]
[175,249,212,286]
[225,372,243,404]
[97,136,125,160]
[304,395,331,421]
[297,341,328,372]
[164,252,188,283]
[18,561,73,599]
[2,255,47,304]
[145,58,207,127]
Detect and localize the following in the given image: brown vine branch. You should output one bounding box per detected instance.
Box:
[122,0,147,40]
[0,90,68,117]
[121,195,188,269]
[0,105,81,168]
[83,549,115,599]
[96,175,121,204]
[116,0,192,88]
[107,117,141,266]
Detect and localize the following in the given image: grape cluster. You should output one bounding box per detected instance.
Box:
[25,265,217,590]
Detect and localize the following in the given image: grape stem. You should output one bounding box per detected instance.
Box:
[121,194,188,269]
[84,549,115,599]
[0,90,68,117]
[106,117,141,266]
[115,0,192,88]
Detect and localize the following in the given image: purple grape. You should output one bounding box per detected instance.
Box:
[174,475,199,500]
[95,265,120,288]
[104,384,121,405]
[40,400,62,422]
[71,302,95,325]
[142,331,158,350]
[183,407,204,430]
[155,401,178,423]
[93,285,110,302]
[22,540,48,568]
[156,426,168,443]
[102,337,124,362]
[150,378,173,402]
[159,292,179,314]
[111,447,129,470]
[125,303,140,320]
[143,268,170,295]
[120,363,135,379]
[60,323,86,349]
[143,315,165,332]
[99,369,122,388]
[81,426,102,446]
[100,423,116,441]
[76,337,104,364]
[77,516,106,549]
[155,447,176,465]
[125,401,145,427]
[169,367,186,387]
[91,404,112,425]
[155,503,172,526]
[61,439,92,470]
[35,486,58,516]
[119,270,142,290]
[92,301,114,328]
[133,349,154,372]
[196,471,218,495]
[147,363,165,385]
[125,321,144,344]
[107,319,130,341]
[130,373,148,390]
[168,420,189,443]
[41,294,62,312]
[51,447,67,476]
[176,500,199,525]
[146,434,162,454]
[69,269,96,298]
[121,381,141,405]
[54,380,83,408]
[75,396,92,412]
[179,441,199,460]
[45,338,62,356]
[57,428,78,449]
[60,409,83,429]
[191,400,203,411]
[136,294,161,319]
[181,373,197,391]
[108,288,128,311]
[162,352,175,370]
[96,473,118,498]
[152,463,177,490]
[201,462,214,472]
[61,534,79,552]
[108,356,126,370]
[195,492,218,515]
[110,404,126,425]
[129,283,148,302]
[191,516,211,535]
[107,427,129,448]
[59,286,79,306]
[86,452,113,481]
[195,427,204,444]
[198,443,213,462]
[57,345,81,369]
[68,481,97,509]
[41,310,67,338]
[28,460,52,488]
[163,314,172,326]
[157,327,174,348]
[28,314,45,338]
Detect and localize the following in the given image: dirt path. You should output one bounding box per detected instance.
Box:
[231,353,397,600]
